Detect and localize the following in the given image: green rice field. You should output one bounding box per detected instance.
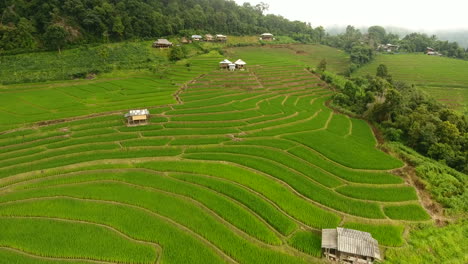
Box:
[354,53,468,114]
[0,45,430,263]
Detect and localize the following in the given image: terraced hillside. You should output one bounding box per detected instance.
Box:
[0,60,431,263]
[354,53,468,114]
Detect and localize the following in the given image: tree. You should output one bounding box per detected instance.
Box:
[317,59,327,72]
[169,45,186,61]
[368,25,386,45]
[43,24,69,53]
[376,64,388,78]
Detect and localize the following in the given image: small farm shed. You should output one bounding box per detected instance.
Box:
[125,109,150,126]
[192,35,202,41]
[235,59,247,69]
[153,39,173,48]
[228,63,236,71]
[219,59,232,69]
[216,34,227,42]
[322,228,381,264]
[205,34,214,41]
[378,43,399,52]
[426,47,441,56]
[261,33,274,41]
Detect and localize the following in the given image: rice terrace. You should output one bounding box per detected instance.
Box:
[0,0,467,263]
[0,44,435,264]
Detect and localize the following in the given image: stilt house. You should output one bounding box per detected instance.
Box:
[235,59,247,69]
[153,39,173,48]
[322,228,381,264]
[260,33,274,41]
[125,109,150,126]
[216,34,227,42]
[192,35,202,41]
[219,59,232,69]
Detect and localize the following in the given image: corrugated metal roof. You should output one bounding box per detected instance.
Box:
[125,109,150,117]
[322,229,337,249]
[261,33,273,36]
[219,59,232,64]
[322,228,381,260]
[235,59,246,65]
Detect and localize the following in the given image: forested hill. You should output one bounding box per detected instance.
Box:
[0,0,323,52]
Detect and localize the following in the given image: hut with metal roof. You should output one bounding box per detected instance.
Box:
[125,109,150,126]
[322,228,381,263]
[191,35,202,41]
[234,59,247,70]
[219,59,232,69]
[152,39,173,48]
[260,33,274,41]
[216,34,227,42]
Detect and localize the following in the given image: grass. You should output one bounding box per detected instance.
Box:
[285,130,404,170]
[20,171,282,245]
[336,185,418,202]
[343,222,405,247]
[184,153,385,219]
[384,222,468,264]
[171,173,297,235]
[0,198,225,264]
[384,204,431,221]
[354,53,468,113]
[0,217,157,263]
[287,231,322,257]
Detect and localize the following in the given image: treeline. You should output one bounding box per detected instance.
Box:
[323,25,467,75]
[320,66,468,174]
[0,0,325,53]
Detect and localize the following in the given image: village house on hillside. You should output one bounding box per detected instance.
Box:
[153,39,173,48]
[205,34,214,41]
[125,109,150,126]
[260,33,274,41]
[426,47,441,56]
[322,228,381,264]
[192,35,202,41]
[378,43,399,53]
[235,59,247,70]
[219,59,232,69]
[216,34,227,42]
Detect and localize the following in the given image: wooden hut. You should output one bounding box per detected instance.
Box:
[322,228,381,264]
[205,34,214,42]
[125,109,150,126]
[260,33,274,41]
[235,59,247,70]
[192,35,202,41]
[153,39,173,48]
[216,34,227,42]
[219,59,232,69]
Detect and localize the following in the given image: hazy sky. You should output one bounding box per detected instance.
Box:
[233,0,468,30]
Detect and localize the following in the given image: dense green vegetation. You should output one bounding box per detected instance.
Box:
[384,221,468,264]
[0,0,324,53]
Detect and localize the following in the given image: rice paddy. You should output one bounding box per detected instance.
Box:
[0,45,431,263]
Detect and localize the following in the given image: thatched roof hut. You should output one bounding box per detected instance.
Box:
[153,39,173,48]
